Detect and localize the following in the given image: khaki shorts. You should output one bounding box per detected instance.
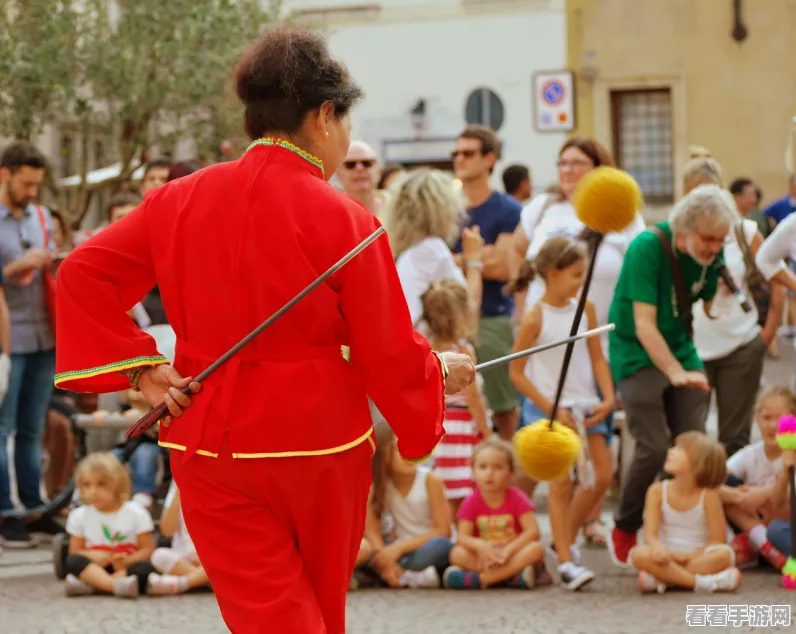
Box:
[476,315,519,414]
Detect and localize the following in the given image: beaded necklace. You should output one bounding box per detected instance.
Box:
[246,137,324,177]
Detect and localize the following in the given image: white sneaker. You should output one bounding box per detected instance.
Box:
[147,572,187,595]
[400,566,440,589]
[112,575,140,598]
[557,561,595,591]
[638,571,666,594]
[65,573,95,597]
[696,567,742,593]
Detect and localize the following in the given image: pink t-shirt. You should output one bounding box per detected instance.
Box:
[456,486,536,543]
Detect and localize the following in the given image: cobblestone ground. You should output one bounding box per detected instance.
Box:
[1,342,795,633]
[1,547,794,633]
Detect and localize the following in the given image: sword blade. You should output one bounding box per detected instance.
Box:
[474,323,615,372]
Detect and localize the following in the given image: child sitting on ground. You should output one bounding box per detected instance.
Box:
[720,386,792,570]
[630,432,740,594]
[63,452,156,598]
[148,479,211,595]
[443,437,546,589]
[364,422,454,589]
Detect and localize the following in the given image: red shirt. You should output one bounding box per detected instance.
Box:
[54,140,445,462]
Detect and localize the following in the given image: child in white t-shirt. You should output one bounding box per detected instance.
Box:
[148,480,211,594]
[64,452,156,598]
[720,386,792,570]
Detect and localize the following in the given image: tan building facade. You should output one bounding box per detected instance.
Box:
[566,0,796,205]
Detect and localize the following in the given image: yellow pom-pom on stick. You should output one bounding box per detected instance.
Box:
[513,419,582,482]
[572,166,642,234]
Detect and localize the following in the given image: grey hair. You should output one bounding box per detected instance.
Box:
[669,184,738,235]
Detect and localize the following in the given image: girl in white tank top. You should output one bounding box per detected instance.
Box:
[629,431,740,594]
[363,423,454,589]
[508,236,615,591]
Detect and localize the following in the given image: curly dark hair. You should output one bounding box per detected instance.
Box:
[234,26,365,139]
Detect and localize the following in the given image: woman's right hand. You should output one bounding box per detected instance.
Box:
[439,352,476,395]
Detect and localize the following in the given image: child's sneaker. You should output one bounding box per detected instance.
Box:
[758,541,787,571]
[400,566,440,589]
[112,575,139,598]
[442,566,481,589]
[505,566,535,589]
[695,567,742,593]
[638,571,666,594]
[64,573,95,597]
[730,533,758,569]
[147,572,188,596]
[607,527,636,568]
[557,561,595,591]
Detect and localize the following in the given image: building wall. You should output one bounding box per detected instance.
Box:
[567,0,796,203]
[290,0,568,191]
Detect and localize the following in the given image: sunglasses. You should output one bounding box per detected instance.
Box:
[344,159,375,169]
[451,149,480,160]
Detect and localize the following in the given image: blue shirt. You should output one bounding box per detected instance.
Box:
[0,202,55,354]
[455,191,521,317]
[763,196,796,225]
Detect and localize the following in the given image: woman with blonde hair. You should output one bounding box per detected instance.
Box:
[682,146,723,194]
[688,148,782,458]
[383,168,484,327]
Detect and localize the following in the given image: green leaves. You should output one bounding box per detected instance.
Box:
[1,0,281,160]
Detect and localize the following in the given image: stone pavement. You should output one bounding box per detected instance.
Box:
[1,540,794,633]
[1,339,795,633]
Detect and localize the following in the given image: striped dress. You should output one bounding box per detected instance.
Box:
[434,372,484,501]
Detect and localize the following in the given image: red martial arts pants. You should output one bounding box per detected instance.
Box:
[171,437,373,634]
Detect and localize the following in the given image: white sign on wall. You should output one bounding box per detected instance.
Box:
[533,70,575,132]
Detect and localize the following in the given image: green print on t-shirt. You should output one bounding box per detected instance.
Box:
[102,524,128,544]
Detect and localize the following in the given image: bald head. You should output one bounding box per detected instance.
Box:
[346,141,377,161]
[337,140,381,201]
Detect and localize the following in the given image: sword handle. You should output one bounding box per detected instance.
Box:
[125,402,168,439]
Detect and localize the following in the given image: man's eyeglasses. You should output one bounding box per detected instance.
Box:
[344,159,375,169]
[451,149,480,160]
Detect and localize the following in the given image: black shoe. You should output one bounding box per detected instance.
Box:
[0,517,37,548]
[26,514,65,536]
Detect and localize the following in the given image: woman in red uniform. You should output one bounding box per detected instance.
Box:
[53,27,475,633]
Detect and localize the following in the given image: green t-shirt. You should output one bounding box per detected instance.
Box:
[608,221,721,383]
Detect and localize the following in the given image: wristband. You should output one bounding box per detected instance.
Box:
[121,365,151,392]
[465,260,484,270]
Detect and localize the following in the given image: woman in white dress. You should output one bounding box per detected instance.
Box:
[383,168,484,329]
[686,151,781,458]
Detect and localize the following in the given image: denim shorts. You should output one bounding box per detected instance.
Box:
[519,399,613,445]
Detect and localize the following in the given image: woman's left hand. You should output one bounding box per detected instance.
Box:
[138,365,202,426]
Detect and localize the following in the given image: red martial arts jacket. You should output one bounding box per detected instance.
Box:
[54,140,446,463]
